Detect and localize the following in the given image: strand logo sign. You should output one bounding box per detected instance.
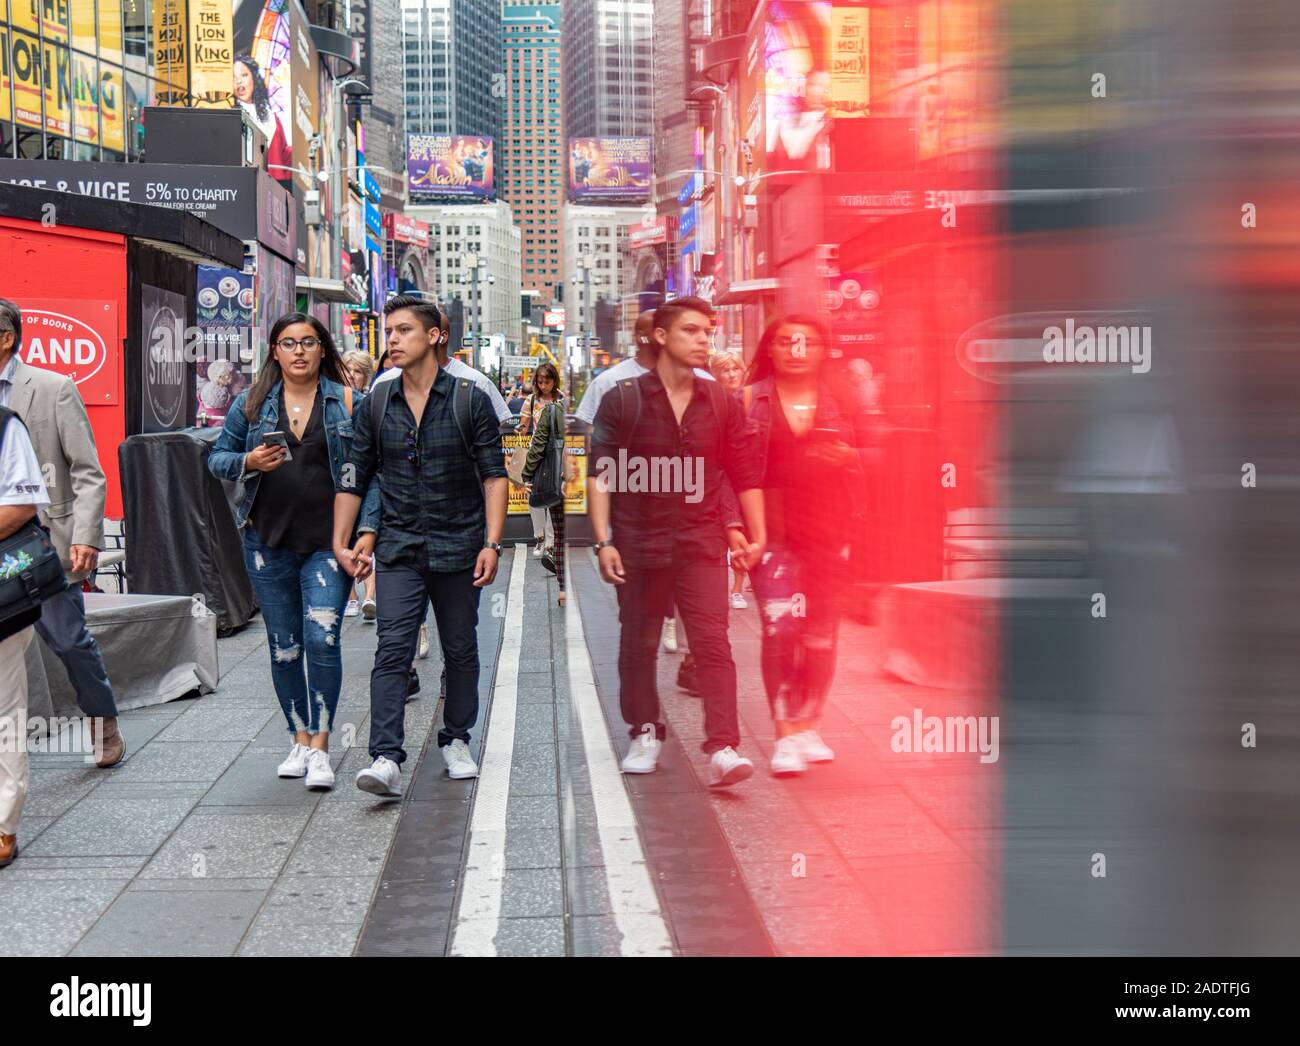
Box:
[142,285,189,433]
[17,299,120,405]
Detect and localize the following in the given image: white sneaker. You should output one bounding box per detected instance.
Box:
[769,736,807,776]
[355,756,402,798]
[621,730,661,774]
[344,599,359,617]
[794,729,835,763]
[729,592,748,610]
[532,542,545,558]
[661,618,678,653]
[442,739,479,779]
[417,623,430,659]
[708,746,754,788]
[361,598,377,622]
[305,748,335,790]
[276,743,311,778]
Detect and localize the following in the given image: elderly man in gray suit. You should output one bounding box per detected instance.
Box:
[0,299,124,768]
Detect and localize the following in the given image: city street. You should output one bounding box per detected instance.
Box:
[0,546,996,957]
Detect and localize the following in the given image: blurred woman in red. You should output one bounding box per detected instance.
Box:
[742,316,870,776]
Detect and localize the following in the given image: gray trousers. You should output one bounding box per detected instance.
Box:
[35,586,118,718]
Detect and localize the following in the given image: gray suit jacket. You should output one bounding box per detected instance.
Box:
[8,358,107,581]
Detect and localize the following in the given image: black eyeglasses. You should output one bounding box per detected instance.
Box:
[405,428,420,467]
[276,337,321,354]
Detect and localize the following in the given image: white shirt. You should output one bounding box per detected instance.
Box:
[0,354,17,410]
[373,357,512,423]
[0,413,50,509]
[575,357,715,425]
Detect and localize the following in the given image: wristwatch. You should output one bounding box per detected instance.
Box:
[593,539,615,551]
[483,542,503,555]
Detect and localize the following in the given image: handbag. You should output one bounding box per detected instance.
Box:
[528,402,566,509]
[0,409,68,641]
[506,446,528,486]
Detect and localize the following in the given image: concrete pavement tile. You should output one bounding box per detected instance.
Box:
[565,863,616,917]
[255,874,379,925]
[0,855,147,881]
[154,706,277,743]
[70,888,265,957]
[108,741,244,783]
[0,879,130,957]
[138,807,312,879]
[491,916,566,957]
[736,856,869,910]
[504,826,562,869]
[500,867,564,918]
[509,743,558,796]
[200,750,325,807]
[9,815,55,843]
[16,764,100,821]
[759,904,888,956]
[25,795,199,858]
[126,877,275,892]
[239,922,361,957]
[281,802,401,878]
[507,794,561,831]
[513,704,556,743]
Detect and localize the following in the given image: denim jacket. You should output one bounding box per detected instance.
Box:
[207,376,380,534]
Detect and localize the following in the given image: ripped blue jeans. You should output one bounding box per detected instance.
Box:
[242,530,353,735]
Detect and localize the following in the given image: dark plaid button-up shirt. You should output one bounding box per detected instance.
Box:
[590,370,762,568]
[340,365,506,572]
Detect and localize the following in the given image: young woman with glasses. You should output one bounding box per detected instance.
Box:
[209,314,379,790]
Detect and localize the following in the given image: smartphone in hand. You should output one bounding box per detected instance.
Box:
[262,431,293,463]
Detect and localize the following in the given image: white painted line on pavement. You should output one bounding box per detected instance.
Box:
[566,564,675,957]
[449,543,528,957]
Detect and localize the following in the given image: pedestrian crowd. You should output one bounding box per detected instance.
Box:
[0,289,868,870]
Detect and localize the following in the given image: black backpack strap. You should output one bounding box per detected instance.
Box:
[614,378,641,450]
[369,378,396,472]
[453,378,474,460]
[0,406,14,448]
[704,380,728,445]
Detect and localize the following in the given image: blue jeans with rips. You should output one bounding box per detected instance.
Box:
[243,529,353,735]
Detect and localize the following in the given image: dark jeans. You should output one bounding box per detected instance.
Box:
[35,585,117,718]
[616,553,739,754]
[371,560,481,763]
[242,531,352,735]
[750,545,845,723]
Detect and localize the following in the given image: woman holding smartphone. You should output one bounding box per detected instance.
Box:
[209,313,378,790]
[741,316,870,777]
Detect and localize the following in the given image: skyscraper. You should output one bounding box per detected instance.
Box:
[501,5,565,303]
[401,0,500,138]
[563,0,655,140]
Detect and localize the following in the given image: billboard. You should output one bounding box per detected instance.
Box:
[568,137,652,201]
[407,134,494,200]
[233,0,307,186]
[746,1,870,175]
[1,0,126,152]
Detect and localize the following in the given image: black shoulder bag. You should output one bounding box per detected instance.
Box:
[528,401,566,509]
[0,407,68,641]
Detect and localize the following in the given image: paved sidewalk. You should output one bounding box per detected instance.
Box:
[0,563,510,957]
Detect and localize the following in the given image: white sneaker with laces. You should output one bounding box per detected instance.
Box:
[621,730,661,774]
[769,736,807,776]
[361,598,377,622]
[794,730,835,763]
[417,623,430,659]
[344,599,359,617]
[661,618,678,653]
[355,756,402,798]
[442,739,479,779]
[532,542,545,558]
[708,746,754,788]
[729,592,748,610]
[305,748,335,790]
[277,743,311,778]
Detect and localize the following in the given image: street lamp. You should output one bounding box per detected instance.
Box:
[460,253,496,369]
